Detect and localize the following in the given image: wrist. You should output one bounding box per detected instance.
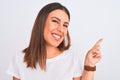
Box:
[84,65,96,71]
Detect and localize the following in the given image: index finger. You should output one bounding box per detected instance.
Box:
[92,38,103,49]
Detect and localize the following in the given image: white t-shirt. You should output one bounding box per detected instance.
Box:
[7,50,83,80]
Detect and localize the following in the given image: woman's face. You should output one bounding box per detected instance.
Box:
[44,9,69,48]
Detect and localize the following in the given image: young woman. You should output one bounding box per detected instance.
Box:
[7,2,103,80]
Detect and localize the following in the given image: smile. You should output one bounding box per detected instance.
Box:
[52,33,62,40]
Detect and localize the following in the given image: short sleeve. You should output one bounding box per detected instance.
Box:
[6,54,20,79]
[73,52,83,78]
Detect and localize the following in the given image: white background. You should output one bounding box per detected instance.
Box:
[0,0,120,80]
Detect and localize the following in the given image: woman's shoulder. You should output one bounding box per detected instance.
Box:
[13,50,25,62]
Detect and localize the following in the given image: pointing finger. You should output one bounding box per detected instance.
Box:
[92,38,103,50]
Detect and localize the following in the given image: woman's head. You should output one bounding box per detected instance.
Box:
[33,2,71,51]
[44,9,70,52]
[23,2,71,70]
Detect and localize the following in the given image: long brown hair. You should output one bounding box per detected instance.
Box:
[23,2,71,70]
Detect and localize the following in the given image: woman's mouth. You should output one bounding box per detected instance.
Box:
[52,33,62,41]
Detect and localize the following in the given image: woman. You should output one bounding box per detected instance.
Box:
[7,2,103,80]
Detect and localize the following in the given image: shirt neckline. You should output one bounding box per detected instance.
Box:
[46,50,68,63]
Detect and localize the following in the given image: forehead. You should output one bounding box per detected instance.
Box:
[48,9,69,22]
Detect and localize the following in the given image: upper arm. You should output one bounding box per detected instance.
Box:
[13,76,20,80]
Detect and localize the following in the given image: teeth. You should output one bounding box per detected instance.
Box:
[52,34,61,39]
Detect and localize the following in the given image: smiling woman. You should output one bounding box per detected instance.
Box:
[6,2,103,80]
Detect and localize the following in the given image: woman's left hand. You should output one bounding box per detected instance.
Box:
[84,39,103,67]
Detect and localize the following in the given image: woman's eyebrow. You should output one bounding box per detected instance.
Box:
[51,17,69,25]
[51,17,61,21]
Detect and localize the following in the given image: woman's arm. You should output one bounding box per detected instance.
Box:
[73,71,94,80]
[73,39,103,80]
[13,76,20,80]
[80,70,94,80]
[73,76,82,80]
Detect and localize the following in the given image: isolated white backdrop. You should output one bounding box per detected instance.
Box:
[0,0,120,80]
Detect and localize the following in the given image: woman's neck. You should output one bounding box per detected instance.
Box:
[46,45,62,59]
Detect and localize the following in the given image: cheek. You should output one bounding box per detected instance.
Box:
[64,29,68,36]
[44,24,53,33]
[45,23,56,31]
[44,20,53,31]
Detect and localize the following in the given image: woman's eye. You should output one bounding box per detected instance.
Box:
[52,20,59,24]
[63,25,68,28]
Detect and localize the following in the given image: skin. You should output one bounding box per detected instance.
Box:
[13,9,103,80]
[44,9,69,59]
[13,77,20,80]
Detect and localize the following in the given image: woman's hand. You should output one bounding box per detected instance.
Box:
[84,39,103,67]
